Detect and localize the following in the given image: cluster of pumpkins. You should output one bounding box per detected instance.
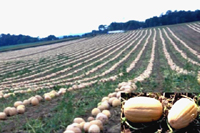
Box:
[63,79,139,132]
[159,28,189,75]
[63,91,121,133]
[0,95,42,120]
[0,88,66,120]
[123,96,198,130]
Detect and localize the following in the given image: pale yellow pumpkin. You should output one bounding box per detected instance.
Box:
[124,96,163,123]
[0,112,7,120]
[31,97,39,106]
[14,101,23,108]
[167,98,198,129]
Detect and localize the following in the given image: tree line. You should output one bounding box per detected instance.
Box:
[0,34,81,47]
[1,10,200,47]
[103,10,200,31]
[81,10,200,36]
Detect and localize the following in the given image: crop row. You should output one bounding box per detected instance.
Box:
[187,23,200,33]
[1,25,199,98]
[0,33,126,77]
[0,32,133,84]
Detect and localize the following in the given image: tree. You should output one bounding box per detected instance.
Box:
[98,25,106,31]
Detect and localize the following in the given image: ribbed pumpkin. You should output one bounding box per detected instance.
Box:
[124,96,163,123]
[167,98,198,129]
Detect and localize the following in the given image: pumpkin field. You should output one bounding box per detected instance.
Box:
[0,21,200,133]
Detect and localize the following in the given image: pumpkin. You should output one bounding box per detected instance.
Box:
[8,107,17,116]
[66,123,81,133]
[101,97,109,102]
[108,97,117,105]
[49,93,55,98]
[89,120,103,131]
[50,90,58,96]
[124,96,163,123]
[79,121,85,130]
[0,112,7,120]
[84,120,103,132]
[31,97,39,106]
[99,101,110,110]
[73,117,85,124]
[17,105,26,114]
[35,95,43,101]
[23,99,30,105]
[167,98,198,129]
[88,124,100,133]
[91,108,101,116]
[58,88,66,95]
[3,94,10,98]
[83,122,91,132]
[44,95,51,101]
[87,116,95,122]
[112,99,121,107]
[14,101,23,107]
[98,105,107,111]
[28,96,34,102]
[96,113,108,124]
[63,130,74,133]
[4,107,12,115]
[102,110,111,118]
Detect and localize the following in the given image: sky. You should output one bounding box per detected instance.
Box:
[0,0,199,38]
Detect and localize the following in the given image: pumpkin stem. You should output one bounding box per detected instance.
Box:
[166,119,173,133]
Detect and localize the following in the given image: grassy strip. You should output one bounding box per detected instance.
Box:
[0,37,82,52]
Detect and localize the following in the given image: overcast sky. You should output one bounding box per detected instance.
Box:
[0,0,199,38]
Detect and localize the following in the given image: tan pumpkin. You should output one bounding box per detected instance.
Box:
[102,110,111,118]
[44,95,51,101]
[66,124,81,133]
[17,105,26,114]
[124,96,163,123]
[63,130,74,133]
[73,117,85,124]
[23,99,30,105]
[35,95,43,101]
[112,99,121,107]
[167,98,198,129]
[88,124,100,133]
[4,107,12,115]
[31,97,39,106]
[8,107,17,116]
[87,116,95,122]
[96,113,108,124]
[79,121,85,130]
[0,112,7,120]
[14,101,23,108]
[91,108,101,116]
[84,120,103,132]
